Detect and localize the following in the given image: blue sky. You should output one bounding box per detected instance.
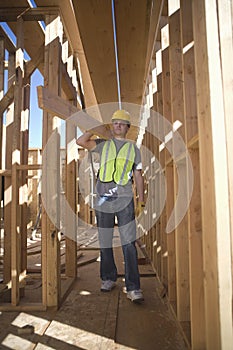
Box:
[1,22,43,148]
[29,70,43,148]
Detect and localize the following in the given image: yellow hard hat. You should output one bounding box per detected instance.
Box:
[111,109,131,125]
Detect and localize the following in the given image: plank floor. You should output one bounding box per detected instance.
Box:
[0,247,188,350]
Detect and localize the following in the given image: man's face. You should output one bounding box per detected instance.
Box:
[112,120,129,138]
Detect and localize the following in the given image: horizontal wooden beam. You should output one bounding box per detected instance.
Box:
[37,85,79,120]
[16,164,42,171]
[0,169,11,176]
[0,83,15,115]
[0,7,59,22]
[37,86,101,131]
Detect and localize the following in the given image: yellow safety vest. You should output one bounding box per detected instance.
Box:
[99,139,136,186]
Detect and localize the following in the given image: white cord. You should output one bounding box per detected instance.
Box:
[111,0,122,110]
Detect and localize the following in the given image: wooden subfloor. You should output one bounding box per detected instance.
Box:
[0,248,188,350]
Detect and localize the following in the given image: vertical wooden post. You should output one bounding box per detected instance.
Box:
[42,14,62,309]
[180,0,205,347]
[216,0,233,293]
[64,47,78,277]
[20,78,30,274]
[3,52,15,284]
[146,116,155,262]
[153,92,161,277]
[169,9,190,321]
[11,16,24,306]
[65,118,77,277]
[151,97,159,272]
[157,68,168,289]
[162,46,176,302]
[193,0,233,348]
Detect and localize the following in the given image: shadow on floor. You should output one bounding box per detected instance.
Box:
[0,248,188,350]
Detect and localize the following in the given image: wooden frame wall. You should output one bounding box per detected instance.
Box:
[0,7,81,311]
[140,0,233,349]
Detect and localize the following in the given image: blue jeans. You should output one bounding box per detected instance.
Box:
[95,197,141,291]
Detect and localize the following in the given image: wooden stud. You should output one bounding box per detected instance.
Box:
[42,14,63,309]
[11,163,20,305]
[193,0,233,347]
[180,0,205,347]
[65,114,77,278]
[157,71,168,289]
[3,52,15,284]
[11,16,24,306]
[161,46,176,302]
[153,92,161,278]
[20,78,30,275]
[169,9,190,322]
[188,147,206,348]
[216,0,233,294]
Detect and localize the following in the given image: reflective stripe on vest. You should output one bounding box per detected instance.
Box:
[99,140,135,185]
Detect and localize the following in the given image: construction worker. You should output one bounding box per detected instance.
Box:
[76,109,145,303]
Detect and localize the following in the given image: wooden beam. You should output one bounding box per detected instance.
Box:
[0,7,59,22]
[42,13,63,309]
[161,46,176,302]
[169,9,190,322]
[216,0,233,297]
[3,52,15,285]
[143,0,164,100]
[180,0,205,347]
[193,0,233,348]
[158,74,168,291]
[0,84,15,116]
[37,86,79,121]
[37,86,108,136]
[11,16,24,306]
[20,77,30,277]
[65,102,77,278]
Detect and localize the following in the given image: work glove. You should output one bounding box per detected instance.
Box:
[136,201,145,217]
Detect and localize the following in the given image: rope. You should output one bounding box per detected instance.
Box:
[111,0,122,109]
